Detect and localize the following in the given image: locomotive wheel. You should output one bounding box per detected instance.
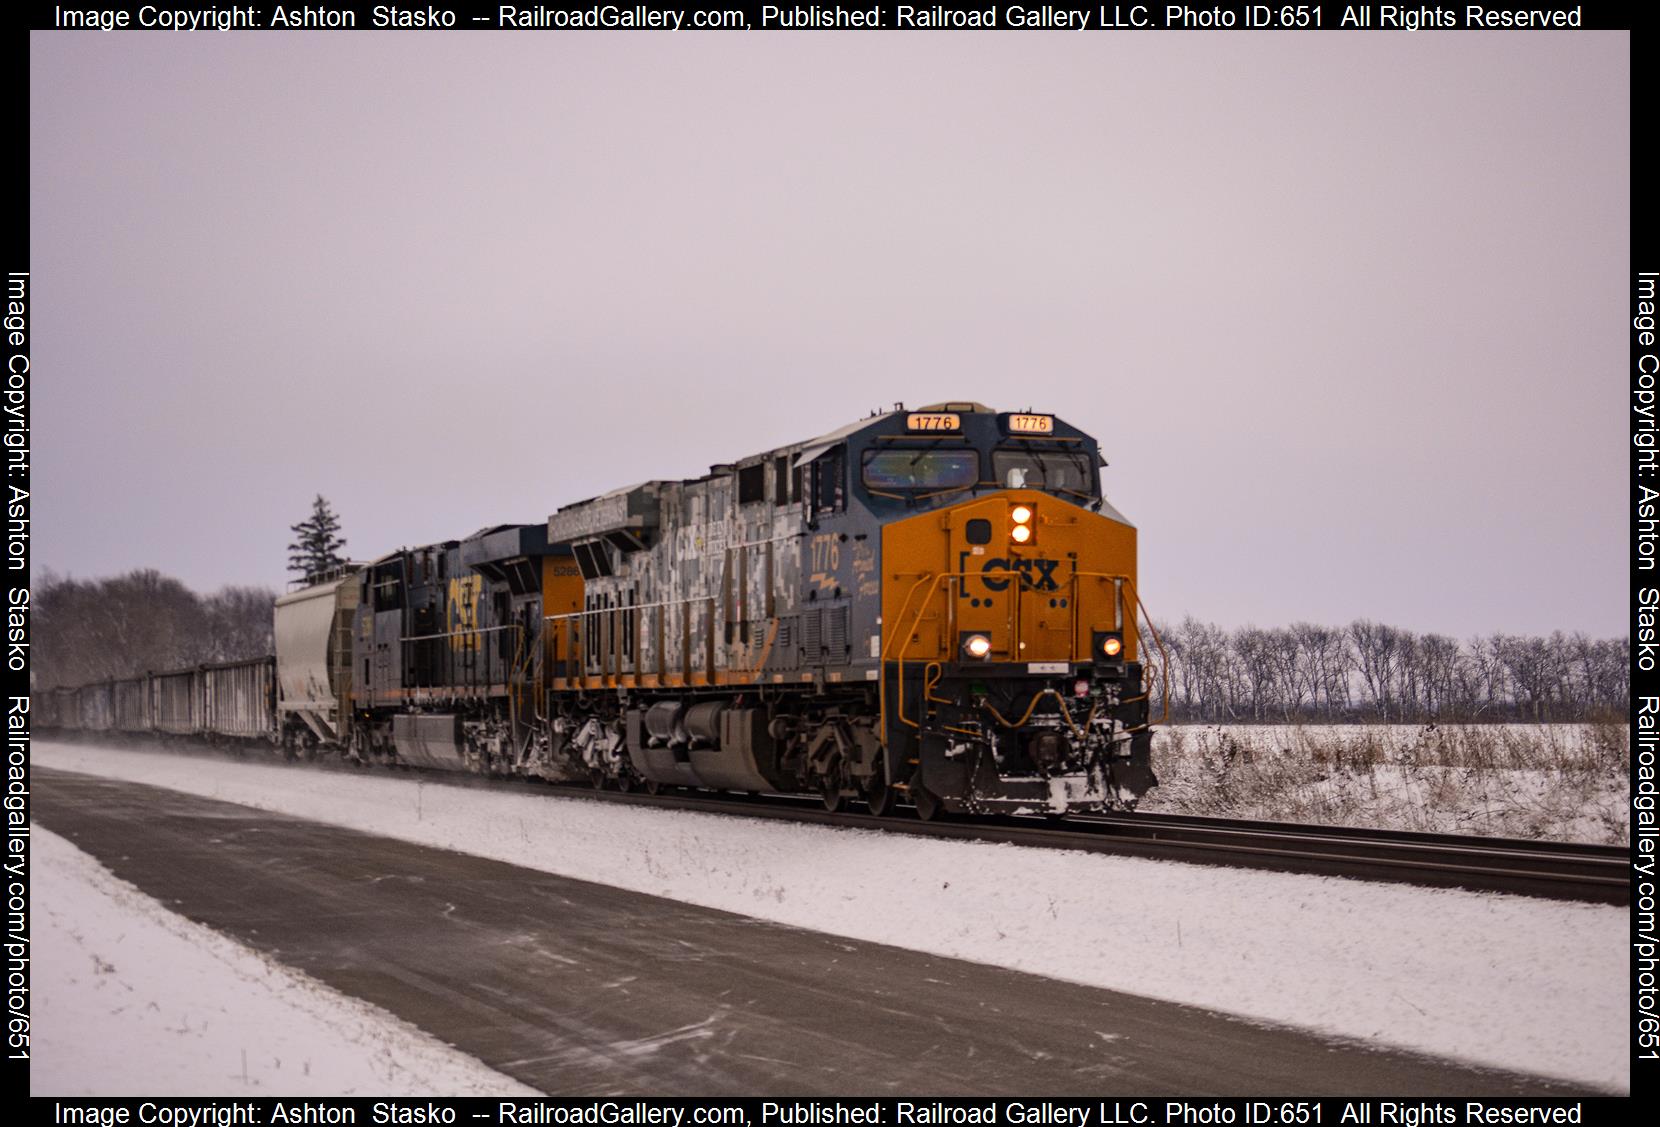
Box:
[643,780,663,797]
[589,768,606,790]
[912,782,942,822]
[615,774,634,794]
[822,779,844,814]
[866,764,895,818]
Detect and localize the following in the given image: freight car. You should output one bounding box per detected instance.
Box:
[44,403,1165,818]
[43,656,278,748]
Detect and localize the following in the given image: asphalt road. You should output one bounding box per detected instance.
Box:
[34,767,1587,1096]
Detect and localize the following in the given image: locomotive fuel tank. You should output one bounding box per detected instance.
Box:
[625,699,773,792]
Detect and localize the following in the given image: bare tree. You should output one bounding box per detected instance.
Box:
[1414,633,1463,719]
[35,569,277,689]
[1350,620,1405,720]
[1292,622,1351,718]
[1155,616,1623,723]
[1265,626,1311,719]
[202,585,277,664]
[1231,627,1281,721]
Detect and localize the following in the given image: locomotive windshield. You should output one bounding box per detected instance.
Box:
[862,448,979,492]
[992,448,1096,499]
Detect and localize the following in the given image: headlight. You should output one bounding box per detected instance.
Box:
[1093,631,1124,660]
[962,633,993,660]
[1010,503,1034,545]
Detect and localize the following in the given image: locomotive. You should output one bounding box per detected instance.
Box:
[46,402,1164,818]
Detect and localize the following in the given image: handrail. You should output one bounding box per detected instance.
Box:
[1086,572,1170,729]
[1066,571,1169,728]
[877,573,941,738]
[543,593,712,621]
[546,595,720,683]
[923,662,950,706]
[879,567,1165,743]
[399,624,521,644]
[884,569,1039,733]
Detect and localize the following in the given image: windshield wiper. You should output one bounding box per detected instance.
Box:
[907,438,951,466]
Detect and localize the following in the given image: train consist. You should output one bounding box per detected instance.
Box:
[37,403,1163,817]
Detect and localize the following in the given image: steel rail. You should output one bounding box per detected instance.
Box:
[538,784,1629,905]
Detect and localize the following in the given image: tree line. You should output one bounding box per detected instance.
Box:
[33,569,277,691]
[1149,617,1630,723]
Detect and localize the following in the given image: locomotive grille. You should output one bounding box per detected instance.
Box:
[825,605,849,659]
[803,609,822,662]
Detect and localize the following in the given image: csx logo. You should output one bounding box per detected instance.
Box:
[959,552,1064,593]
[448,575,482,649]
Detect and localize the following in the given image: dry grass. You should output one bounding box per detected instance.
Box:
[1139,722,1629,844]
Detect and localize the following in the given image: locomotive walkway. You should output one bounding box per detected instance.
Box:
[36,767,1591,1096]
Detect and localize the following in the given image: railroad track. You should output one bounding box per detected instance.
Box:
[1067,809,1630,903]
[553,786,1630,905]
[43,735,1632,905]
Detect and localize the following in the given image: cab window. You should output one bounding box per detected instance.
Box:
[810,447,846,515]
[991,449,1096,499]
[861,449,979,492]
[372,564,405,611]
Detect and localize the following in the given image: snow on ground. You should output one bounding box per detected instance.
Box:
[31,825,540,1097]
[36,740,1629,1093]
[1143,723,1628,844]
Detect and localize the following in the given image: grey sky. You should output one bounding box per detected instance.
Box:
[30,31,1629,638]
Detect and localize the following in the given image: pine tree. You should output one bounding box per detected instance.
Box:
[287,495,348,581]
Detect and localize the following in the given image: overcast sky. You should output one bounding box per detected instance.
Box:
[30,30,1629,638]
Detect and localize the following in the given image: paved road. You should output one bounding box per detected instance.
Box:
[34,768,1587,1096]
